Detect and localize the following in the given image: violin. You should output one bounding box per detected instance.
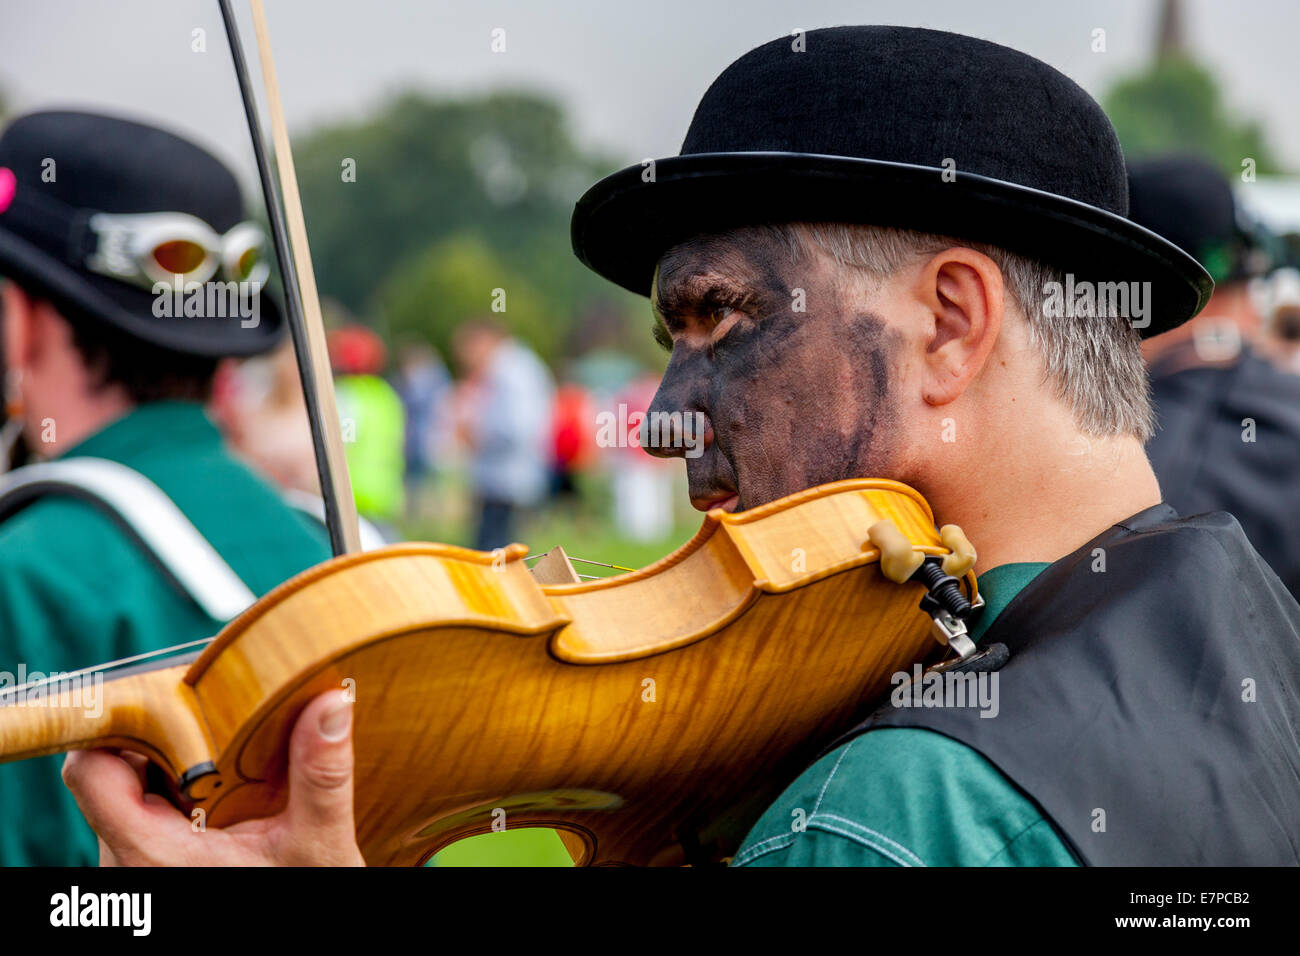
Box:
[0,477,978,866]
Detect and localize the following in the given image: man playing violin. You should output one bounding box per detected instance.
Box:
[0,111,331,865]
[62,27,1300,866]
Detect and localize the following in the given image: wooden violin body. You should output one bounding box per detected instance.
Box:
[0,478,977,866]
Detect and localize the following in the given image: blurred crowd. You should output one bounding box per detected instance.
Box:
[211,312,679,552]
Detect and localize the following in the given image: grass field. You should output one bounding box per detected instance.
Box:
[432,828,576,866]
[400,469,696,572]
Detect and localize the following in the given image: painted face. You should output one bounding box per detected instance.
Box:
[646,227,902,512]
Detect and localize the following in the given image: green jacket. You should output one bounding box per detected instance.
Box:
[0,401,331,866]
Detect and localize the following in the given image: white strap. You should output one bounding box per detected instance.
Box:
[281,488,389,551]
[0,457,257,621]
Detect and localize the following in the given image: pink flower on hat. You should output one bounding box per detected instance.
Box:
[0,167,15,214]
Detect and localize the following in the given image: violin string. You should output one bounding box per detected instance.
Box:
[523,554,637,573]
[0,637,215,698]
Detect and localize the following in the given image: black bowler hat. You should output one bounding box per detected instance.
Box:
[0,110,283,356]
[572,26,1212,338]
[1127,154,1261,285]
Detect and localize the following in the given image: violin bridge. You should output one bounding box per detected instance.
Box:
[529,546,582,585]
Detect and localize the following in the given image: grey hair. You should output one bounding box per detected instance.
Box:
[772,223,1154,441]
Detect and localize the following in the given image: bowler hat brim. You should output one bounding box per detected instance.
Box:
[0,224,284,357]
[572,152,1213,339]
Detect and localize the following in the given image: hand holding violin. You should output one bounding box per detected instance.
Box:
[0,479,977,866]
[62,692,363,867]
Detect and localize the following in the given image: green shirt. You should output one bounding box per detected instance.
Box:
[0,401,332,866]
[733,562,1080,867]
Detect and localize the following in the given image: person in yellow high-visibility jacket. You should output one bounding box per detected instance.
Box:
[328,326,405,527]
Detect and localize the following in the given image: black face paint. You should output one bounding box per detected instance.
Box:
[648,227,902,511]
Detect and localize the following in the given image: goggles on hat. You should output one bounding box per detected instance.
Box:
[85,211,270,290]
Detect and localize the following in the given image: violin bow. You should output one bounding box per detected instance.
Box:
[217,1,645,576]
[218,0,362,556]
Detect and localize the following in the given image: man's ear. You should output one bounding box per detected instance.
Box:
[912,247,1005,406]
[0,281,34,371]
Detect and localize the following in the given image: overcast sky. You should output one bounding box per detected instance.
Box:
[2,0,1297,194]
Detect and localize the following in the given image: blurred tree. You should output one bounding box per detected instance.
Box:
[1103,57,1279,176]
[294,90,646,366]
[1102,0,1279,176]
[374,232,556,364]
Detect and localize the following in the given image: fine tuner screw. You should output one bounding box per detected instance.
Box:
[867,519,977,620]
[911,560,973,620]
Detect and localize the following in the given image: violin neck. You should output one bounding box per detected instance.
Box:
[0,663,214,781]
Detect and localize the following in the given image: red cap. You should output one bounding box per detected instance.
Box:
[328,325,387,375]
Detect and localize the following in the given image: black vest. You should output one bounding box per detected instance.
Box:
[1146,345,1300,601]
[838,505,1300,865]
